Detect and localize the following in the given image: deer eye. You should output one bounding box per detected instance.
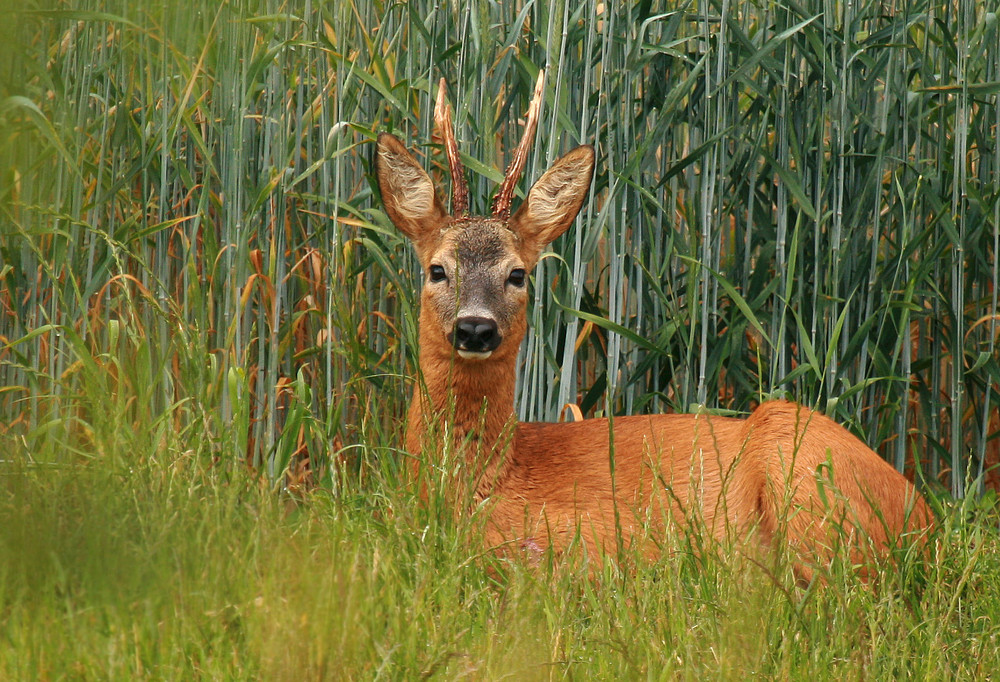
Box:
[428,265,447,283]
[507,268,526,288]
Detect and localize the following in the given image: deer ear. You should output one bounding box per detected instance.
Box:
[509,145,594,263]
[376,133,449,244]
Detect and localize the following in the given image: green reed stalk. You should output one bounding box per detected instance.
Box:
[1,0,998,493]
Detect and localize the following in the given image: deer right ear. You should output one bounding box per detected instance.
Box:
[509,145,595,264]
[376,133,449,244]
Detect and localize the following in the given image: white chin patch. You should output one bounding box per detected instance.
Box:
[457,350,492,360]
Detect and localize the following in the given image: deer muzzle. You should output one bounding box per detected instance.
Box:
[451,316,501,358]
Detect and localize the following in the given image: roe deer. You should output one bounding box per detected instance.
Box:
[375,74,933,579]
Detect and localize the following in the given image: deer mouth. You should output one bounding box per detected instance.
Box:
[456,349,493,360]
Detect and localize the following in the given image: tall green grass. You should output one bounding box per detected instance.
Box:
[1,0,1000,676]
[2,0,997,493]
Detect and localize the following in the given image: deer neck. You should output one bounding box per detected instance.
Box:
[405,310,520,481]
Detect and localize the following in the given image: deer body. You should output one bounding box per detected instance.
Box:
[404,331,926,564]
[376,76,932,574]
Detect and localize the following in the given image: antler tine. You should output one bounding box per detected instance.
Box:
[434,78,469,216]
[491,70,546,221]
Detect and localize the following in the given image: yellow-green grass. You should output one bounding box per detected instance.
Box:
[1,434,999,679]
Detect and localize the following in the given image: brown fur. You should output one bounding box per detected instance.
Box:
[375,131,933,578]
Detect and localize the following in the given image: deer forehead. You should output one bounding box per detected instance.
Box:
[433,220,524,273]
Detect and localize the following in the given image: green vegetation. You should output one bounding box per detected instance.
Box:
[1,455,999,679]
[1,0,999,678]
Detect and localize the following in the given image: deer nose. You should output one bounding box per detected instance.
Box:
[452,316,501,354]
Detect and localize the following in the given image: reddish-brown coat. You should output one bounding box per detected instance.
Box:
[376,118,933,578]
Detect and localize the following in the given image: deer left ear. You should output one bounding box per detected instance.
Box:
[376,133,449,246]
[509,145,595,263]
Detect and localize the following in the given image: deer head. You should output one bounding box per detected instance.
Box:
[376,73,595,364]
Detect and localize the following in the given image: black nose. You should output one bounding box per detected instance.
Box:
[452,316,501,353]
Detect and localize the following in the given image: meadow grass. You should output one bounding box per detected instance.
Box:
[2,0,1000,677]
[1,428,999,679]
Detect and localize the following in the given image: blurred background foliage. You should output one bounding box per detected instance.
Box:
[1,0,998,498]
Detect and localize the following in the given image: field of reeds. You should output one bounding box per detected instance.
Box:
[2,0,999,678]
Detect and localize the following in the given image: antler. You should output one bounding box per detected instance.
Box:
[434,78,469,216]
[491,70,545,220]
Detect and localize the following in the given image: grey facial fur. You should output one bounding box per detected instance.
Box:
[424,219,527,352]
